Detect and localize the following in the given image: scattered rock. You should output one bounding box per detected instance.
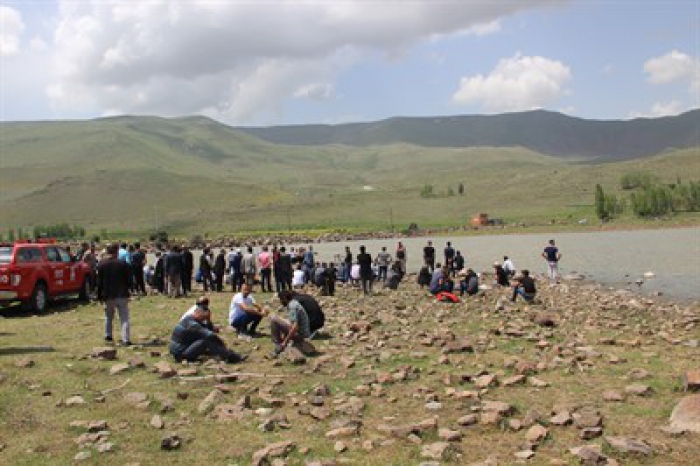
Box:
[150,415,164,429]
[109,363,130,375]
[625,384,653,397]
[154,361,177,378]
[420,442,454,461]
[251,441,295,466]
[15,357,35,368]
[525,424,548,443]
[669,394,700,433]
[438,428,462,442]
[74,451,92,461]
[91,347,117,360]
[160,433,181,451]
[684,370,700,392]
[198,390,224,415]
[605,436,653,455]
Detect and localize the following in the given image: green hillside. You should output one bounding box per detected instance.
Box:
[238,109,700,160]
[0,115,698,237]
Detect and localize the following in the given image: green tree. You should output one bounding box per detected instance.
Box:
[447,186,455,196]
[420,184,434,198]
[595,184,608,220]
[8,229,15,242]
[458,182,464,195]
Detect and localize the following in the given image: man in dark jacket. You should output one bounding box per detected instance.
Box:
[131,242,147,295]
[165,246,183,298]
[357,245,373,295]
[214,249,226,292]
[293,292,325,336]
[97,243,132,345]
[170,297,245,363]
[181,246,194,296]
[200,247,214,292]
[275,246,293,292]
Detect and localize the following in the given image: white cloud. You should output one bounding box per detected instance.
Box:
[452,53,571,112]
[42,0,559,123]
[628,100,690,119]
[294,83,335,100]
[644,50,698,85]
[0,6,25,56]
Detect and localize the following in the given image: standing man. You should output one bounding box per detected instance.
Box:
[357,245,373,295]
[376,246,392,283]
[200,247,214,292]
[395,242,407,276]
[181,245,194,296]
[276,246,293,292]
[453,250,465,273]
[542,239,562,283]
[241,246,257,289]
[166,245,183,298]
[303,246,315,282]
[343,246,353,285]
[423,240,436,272]
[131,242,147,296]
[444,241,455,274]
[97,244,132,345]
[229,283,266,339]
[258,246,273,293]
[214,249,227,292]
[82,243,98,293]
[229,248,243,292]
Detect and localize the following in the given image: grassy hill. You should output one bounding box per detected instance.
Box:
[0,115,698,238]
[238,109,700,160]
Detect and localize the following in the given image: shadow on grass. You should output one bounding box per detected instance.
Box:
[0,346,56,356]
[0,298,87,319]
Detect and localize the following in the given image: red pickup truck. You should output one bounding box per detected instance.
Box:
[0,240,91,312]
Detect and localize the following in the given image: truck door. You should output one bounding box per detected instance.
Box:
[57,247,79,292]
[46,246,66,294]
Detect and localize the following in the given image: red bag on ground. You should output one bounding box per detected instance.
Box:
[436,291,460,303]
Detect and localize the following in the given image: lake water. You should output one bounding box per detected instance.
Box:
[287,228,700,300]
[162,228,699,301]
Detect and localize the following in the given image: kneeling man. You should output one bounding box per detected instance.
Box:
[271,290,312,355]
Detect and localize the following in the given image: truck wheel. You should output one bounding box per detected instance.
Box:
[28,282,48,313]
[79,278,91,302]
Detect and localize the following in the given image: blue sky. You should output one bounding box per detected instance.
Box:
[1,1,698,125]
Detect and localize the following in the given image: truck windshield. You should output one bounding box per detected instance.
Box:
[0,247,12,264]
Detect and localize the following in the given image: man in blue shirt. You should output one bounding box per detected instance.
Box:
[542,239,562,283]
[170,297,245,363]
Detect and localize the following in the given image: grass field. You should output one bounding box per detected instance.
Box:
[0,279,698,464]
[1,115,698,239]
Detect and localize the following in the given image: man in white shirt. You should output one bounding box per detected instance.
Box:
[292,266,306,289]
[503,256,516,277]
[229,283,266,338]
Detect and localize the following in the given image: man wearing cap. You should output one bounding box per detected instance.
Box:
[170,297,245,363]
[229,283,267,339]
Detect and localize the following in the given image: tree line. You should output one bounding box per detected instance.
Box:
[1,224,87,242]
[595,172,700,220]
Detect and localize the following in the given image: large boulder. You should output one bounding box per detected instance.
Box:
[669,394,700,433]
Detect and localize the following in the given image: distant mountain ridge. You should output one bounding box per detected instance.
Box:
[237,109,700,160]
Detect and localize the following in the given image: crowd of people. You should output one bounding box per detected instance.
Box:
[77,236,563,363]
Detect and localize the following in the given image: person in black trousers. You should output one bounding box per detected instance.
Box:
[181,246,194,296]
[131,242,147,295]
[357,245,373,295]
[214,249,226,292]
[200,247,214,292]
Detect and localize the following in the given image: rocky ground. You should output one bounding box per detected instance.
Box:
[0,275,698,465]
